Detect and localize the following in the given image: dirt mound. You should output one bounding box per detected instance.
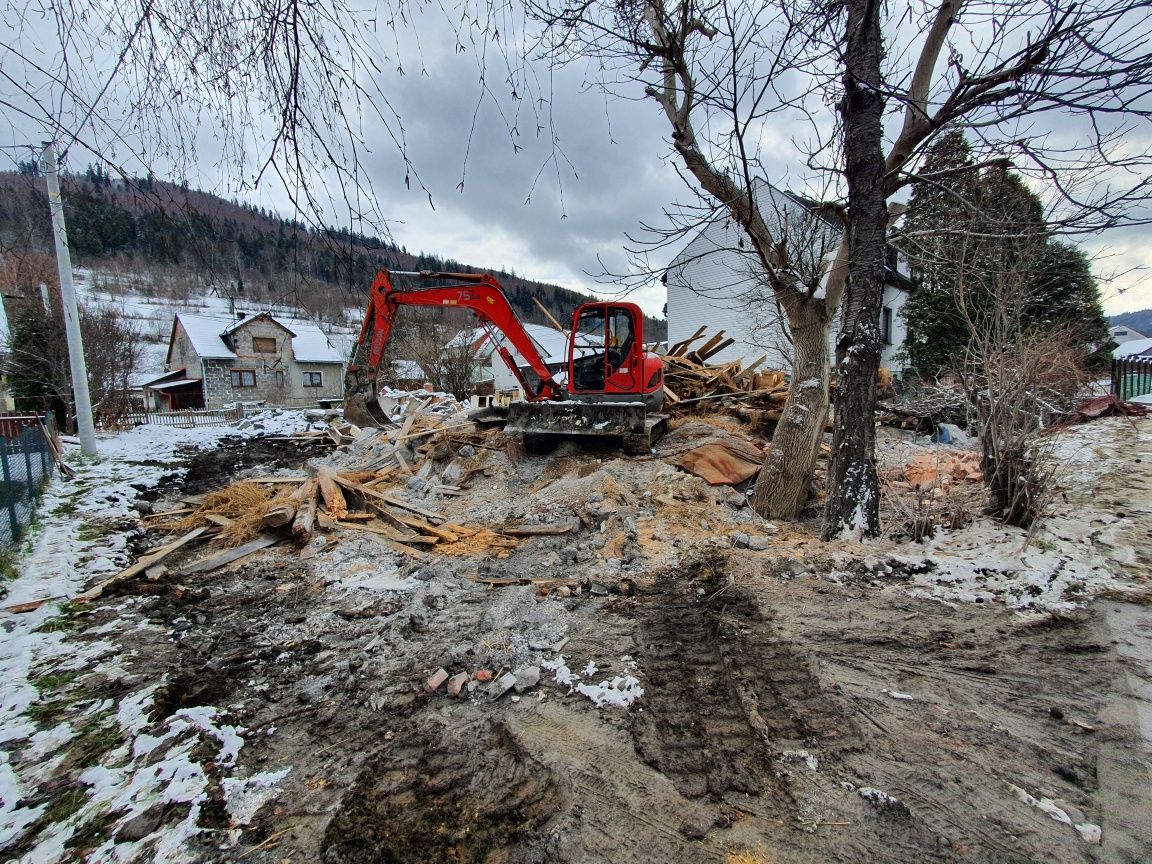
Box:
[322,719,560,864]
[632,552,858,800]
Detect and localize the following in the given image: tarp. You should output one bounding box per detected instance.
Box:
[672,437,764,486]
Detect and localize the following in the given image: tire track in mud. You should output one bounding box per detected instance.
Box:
[321,718,560,864]
[631,552,859,801]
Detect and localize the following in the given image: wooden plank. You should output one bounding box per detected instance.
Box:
[692,330,727,358]
[667,325,707,357]
[500,521,579,537]
[178,534,281,575]
[331,475,446,522]
[696,337,735,361]
[390,513,459,542]
[532,296,567,333]
[4,596,61,614]
[661,386,681,405]
[336,520,439,544]
[143,508,195,520]
[74,527,209,602]
[367,503,420,536]
[202,513,235,528]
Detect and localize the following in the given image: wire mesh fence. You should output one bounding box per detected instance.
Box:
[0,416,56,548]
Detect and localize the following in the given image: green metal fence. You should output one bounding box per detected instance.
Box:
[0,417,55,547]
[1112,357,1152,401]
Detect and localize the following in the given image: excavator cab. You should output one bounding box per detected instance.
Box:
[567,303,662,410]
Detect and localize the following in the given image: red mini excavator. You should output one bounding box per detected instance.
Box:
[344,269,668,453]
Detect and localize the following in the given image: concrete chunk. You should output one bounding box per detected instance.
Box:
[488,671,517,700]
[514,666,541,693]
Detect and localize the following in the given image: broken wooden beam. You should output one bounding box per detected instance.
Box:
[74,526,210,602]
[316,466,349,520]
[178,534,281,575]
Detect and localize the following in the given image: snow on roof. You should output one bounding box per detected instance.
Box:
[222,312,296,337]
[173,312,346,363]
[1114,337,1152,358]
[290,325,344,363]
[176,314,238,359]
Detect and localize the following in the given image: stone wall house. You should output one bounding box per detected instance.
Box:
[664,181,913,373]
[145,312,345,410]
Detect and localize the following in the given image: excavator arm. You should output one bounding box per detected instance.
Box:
[345,269,564,426]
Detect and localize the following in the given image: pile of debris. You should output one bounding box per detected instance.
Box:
[658,327,790,415]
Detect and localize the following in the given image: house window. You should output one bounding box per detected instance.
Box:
[230,369,256,388]
[274,370,285,388]
[303,371,323,388]
[252,336,277,353]
[881,307,893,346]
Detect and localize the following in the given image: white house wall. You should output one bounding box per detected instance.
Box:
[666,189,910,373]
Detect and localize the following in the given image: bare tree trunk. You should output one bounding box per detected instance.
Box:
[823,0,887,540]
[752,299,829,519]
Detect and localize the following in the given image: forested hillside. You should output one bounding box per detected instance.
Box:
[0,166,665,337]
[1109,308,1152,336]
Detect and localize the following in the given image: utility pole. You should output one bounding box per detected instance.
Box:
[41,141,98,457]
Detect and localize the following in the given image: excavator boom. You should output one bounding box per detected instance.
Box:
[345,270,564,425]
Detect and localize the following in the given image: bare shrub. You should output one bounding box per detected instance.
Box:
[963,330,1090,529]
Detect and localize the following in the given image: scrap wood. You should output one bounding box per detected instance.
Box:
[904,451,983,490]
[336,512,375,522]
[144,507,195,520]
[672,437,765,486]
[4,596,62,614]
[316,466,349,520]
[391,513,459,542]
[292,493,317,545]
[178,534,281,576]
[335,520,438,544]
[260,480,316,531]
[74,526,210,602]
[37,418,76,479]
[333,476,447,523]
[500,521,578,536]
[666,325,708,357]
[1049,393,1149,427]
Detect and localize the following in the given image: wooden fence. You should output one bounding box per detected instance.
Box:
[97,408,242,430]
[0,413,49,440]
[1112,356,1152,401]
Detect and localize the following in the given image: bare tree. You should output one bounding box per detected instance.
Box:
[513,0,1152,537]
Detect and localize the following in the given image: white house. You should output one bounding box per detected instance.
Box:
[1110,324,1147,345]
[449,322,571,396]
[664,182,912,372]
[1114,337,1152,359]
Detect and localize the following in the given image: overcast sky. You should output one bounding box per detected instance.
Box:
[3,1,1150,320]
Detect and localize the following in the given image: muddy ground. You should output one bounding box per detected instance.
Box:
[16,416,1152,863]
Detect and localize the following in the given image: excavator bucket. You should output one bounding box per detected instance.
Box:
[343,368,390,427]
[504,401,666,455]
